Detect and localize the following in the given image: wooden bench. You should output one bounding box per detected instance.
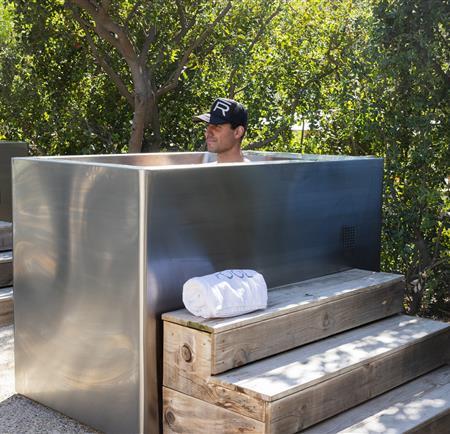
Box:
[0,221,12,251]
[0,250,13,288]
[162,269,450,433]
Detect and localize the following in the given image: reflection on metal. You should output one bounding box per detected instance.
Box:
[13,151,383,434]
[0,141,28,222]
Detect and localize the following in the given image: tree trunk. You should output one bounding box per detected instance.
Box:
[143,95,162,152]
[129,93,149,153]
[128,64,161,153]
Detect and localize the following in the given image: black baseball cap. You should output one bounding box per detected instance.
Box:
[193,98,248,129]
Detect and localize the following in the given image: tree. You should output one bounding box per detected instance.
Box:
[294,0,449,318]
[65,1,225,152]
[63,0,291,152]
[373,0,449,317]
[2,0,357,154]
[0,0,130,154]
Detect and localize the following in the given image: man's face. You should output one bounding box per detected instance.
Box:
[205,123,241,154]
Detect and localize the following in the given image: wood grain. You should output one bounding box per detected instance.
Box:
[303,365,450,433]
[337,383,450,434]
[214,315,449,401]
[211,280,404,374]
[267,330,449,433]
[163,387,265,434]
[163,321,265,421]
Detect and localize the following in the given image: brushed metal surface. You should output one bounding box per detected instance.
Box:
[38,151,212,166]
[13,151,383,434]
[0,142,28,222]
[13,160,142,434]
[36,150,377,166]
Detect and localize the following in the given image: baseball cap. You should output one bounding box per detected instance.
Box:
[193,98,248,129]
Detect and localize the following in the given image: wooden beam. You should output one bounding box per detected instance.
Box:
[304,365,450,434]
[266,330,449,432]
[212,280,404,374]
[163,321,266,421]
[0,287,13,326]
[163,387,265,434]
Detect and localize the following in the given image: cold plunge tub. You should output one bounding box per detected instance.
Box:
[12,151,383,434]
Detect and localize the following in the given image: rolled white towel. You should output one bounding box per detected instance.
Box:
[182,269,268,319]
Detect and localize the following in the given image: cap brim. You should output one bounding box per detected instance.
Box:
[193,113,229,125]
[192,113,210,123]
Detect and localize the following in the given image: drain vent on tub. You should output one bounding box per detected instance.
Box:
[342,225,356,249]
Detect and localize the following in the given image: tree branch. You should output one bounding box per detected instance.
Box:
[431,211,447,264]
[140,24,157,64]
[228,5,282,98]
[246,25,354,150]
[175,0,187,32]
[69,0,98,19]
[70,0,138,63]
[84,117,113,148]
[125,0,144,26]
[102,0,111,12]
[153,2,201,68]
[156,1,232,98]
[173,4,194,45]
[247,66,337,149]
[68,4,135,108]
[246,125,289,150]
[233,83,250,96]
[407,257,449,284]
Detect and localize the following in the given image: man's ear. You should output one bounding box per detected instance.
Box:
[234,126,245,140]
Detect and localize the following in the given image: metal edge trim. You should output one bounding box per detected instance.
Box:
[138,169,147,434]
[10,153,384,172]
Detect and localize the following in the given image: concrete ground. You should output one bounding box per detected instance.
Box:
[0,324,99,433]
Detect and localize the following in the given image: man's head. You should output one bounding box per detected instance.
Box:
[193,98,248,162]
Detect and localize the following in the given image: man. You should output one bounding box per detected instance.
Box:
[193,98,248,163]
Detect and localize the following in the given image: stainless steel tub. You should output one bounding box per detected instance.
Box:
[12,151,383,433]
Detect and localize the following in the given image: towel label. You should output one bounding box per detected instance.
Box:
[215,270,255,279]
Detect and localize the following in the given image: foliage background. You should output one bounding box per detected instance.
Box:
[0,0,448,319]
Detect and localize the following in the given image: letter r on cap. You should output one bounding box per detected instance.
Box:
[213,100,232,117]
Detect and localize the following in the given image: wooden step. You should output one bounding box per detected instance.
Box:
[0,221,12,251]
[163,269,404,374]
[0,286,13,326]
[163,315,449,433]
[0,250,13,288]
[303,365,450,434]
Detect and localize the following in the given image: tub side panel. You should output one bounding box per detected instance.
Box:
[147,160,383,299]
[13,159,141,434]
